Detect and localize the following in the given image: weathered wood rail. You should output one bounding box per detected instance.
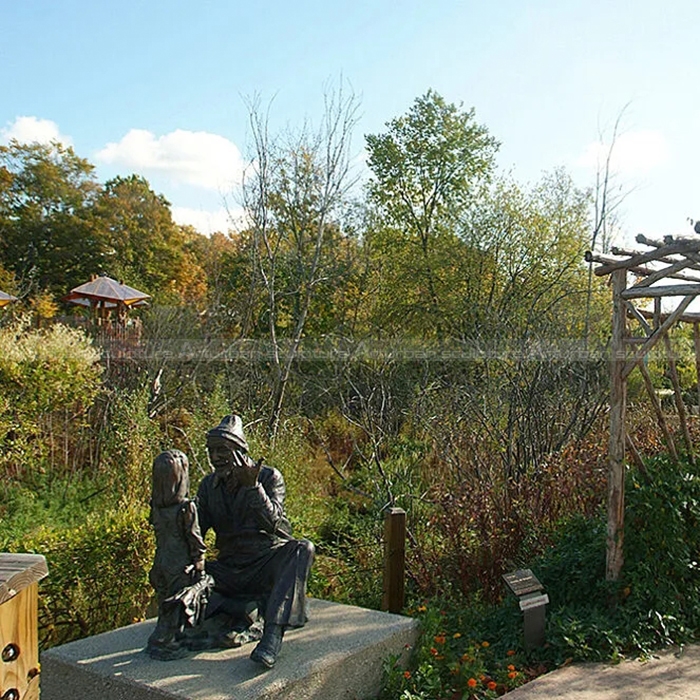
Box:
[0,553,48,700]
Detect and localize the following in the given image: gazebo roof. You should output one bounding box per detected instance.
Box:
[0,290,18,308]
[66,276,150,306]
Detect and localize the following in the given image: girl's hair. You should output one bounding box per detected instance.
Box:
[151,450,190,508]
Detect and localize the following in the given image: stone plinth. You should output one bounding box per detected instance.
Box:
[41,598,418,700]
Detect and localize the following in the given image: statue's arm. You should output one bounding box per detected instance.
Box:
[245,467,286,533]
[181,500,207,567]
[195,479,212,538]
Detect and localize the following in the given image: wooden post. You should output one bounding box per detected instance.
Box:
[663,333,694,464]
[607,269,627,581]
[382,508,406,614]
[638,362,679,463]
[0,554,48,700]
[694,322,700,416]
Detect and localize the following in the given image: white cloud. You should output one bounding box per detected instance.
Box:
[96,128,245,191]
[172,205,247,236]
[1,116,72,146]
[576,129,669,175]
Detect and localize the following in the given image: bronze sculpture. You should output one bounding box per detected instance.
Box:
[146,450,214,660]
[196,415,315,668]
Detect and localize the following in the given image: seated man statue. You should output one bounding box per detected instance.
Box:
[196,415,315,668]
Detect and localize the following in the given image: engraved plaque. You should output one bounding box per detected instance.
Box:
[503,569,543,598]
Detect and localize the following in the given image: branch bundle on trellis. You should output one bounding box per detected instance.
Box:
[587,233,700,581]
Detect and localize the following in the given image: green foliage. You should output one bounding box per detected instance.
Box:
[0,89,632,695]
[0,319,102,481]
[366,90,498,230]
[533,455,700,663]
[380,454,700,698]
[365,90,498,339]
[93,175,207,306]
[98,383,169,505]
[0,474,110,549]
[621,455,700,648]
[9,503,154,648]
[0,139,104,295]
[380,599,528,700]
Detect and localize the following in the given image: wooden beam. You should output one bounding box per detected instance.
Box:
[635,235,700,273]
[607,269,627,582]
[621,284,700,299]
[637,361,679,464]
[663,332,694,464]
[637,233,700,251]
[625,301,653,336]
[634,307,700,325]
[622,295,696,381]
[593,240,700,277]
[694,323,700,418]
[632,258,700,288]
[604,249,700,282]
[625,434,648,477]
[585,250,700,284]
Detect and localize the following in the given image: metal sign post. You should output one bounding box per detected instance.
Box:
[503,569,548,650]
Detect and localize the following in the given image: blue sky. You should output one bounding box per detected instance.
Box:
[2,0,698,242]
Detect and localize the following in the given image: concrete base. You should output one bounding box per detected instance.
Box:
[40,598,418,700]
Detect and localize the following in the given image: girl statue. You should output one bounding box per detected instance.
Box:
[146,449,213,660]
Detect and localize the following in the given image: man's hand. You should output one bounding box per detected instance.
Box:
[232,451,261,487]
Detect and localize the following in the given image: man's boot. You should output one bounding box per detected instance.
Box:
[250,623,284,668]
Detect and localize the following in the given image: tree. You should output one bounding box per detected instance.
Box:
[0,140,104,296]
[365,90,499,338]
[242,84,361,434]
[92,175,207,306]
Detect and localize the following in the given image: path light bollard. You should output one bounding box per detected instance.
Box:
[382,508,406,614]
[0,554,48,700]
[503,569,548,650]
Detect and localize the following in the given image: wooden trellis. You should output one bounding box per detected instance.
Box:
[587,233,700,581]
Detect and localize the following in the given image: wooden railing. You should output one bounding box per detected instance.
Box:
[0,554,48,700]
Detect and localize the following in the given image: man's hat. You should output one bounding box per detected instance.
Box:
[206,415,249,452]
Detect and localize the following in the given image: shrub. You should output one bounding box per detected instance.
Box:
[0,318,102,482]
[535,453,700,662]
[9,503,154,648]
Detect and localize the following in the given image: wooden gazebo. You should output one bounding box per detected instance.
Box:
[587,233,700,580]
[64,276,149,325]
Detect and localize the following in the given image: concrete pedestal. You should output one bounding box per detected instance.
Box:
[40,598,418,700]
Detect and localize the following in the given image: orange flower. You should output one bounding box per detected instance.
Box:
[487,681,497,690]
[481,641,490,648]
[461,653,472,662]
[434,634,446,645]
[467,678,477,688]
[403,670,411,679]
[506,649,516,656]
[453,632,462,639]
[507,664,516,671]
[508,671,518,679]
[479,674,486,681]
[430,647,439,656]
[417,605,427,613]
